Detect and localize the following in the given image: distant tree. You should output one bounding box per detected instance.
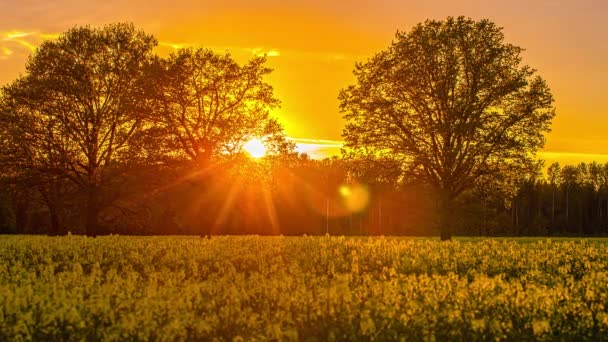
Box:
[341,149,404,187]
[560,165,580,229]
[599,163,608,225]
[0,123,17,233]
[340,16,555,239]
[469,159,540,235]
[0,88,81,234]
[547,162,561,231]
[0,23,157,235]
[148,48,292,166]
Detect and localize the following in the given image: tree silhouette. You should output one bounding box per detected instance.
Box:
[339,16,556,239]
[560,165,579,228]
[0,23,157,235]
[547,162,561,232]
[148,48,291,166]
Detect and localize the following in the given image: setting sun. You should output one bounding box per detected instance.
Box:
[243,138,267,158]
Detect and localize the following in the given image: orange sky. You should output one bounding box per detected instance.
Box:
[1,0,608,165]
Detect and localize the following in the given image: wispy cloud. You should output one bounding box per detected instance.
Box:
[250,47,280,57]
[265,50,280,57]
[39,33,60,40]
[0,47,13,60]
[285,138,608,163]
[288,137,343,159]
[11,39,36,51]
[156,40,364,63]
[2,31,33,40]
[0,30,59,53]
[538,151,608,165]
[158,41,192,50]
[158,42,282,59]
[289,137,343,146]
[1,30,35,51]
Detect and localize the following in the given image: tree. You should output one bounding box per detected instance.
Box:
[339,16,556,239]
[148,48,291,166]
[0,23,157,235]
[547,162,561,232]
[1,87,82,234]
[560,165,579,231]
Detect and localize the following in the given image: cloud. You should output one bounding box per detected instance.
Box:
[0,48,12,60]
[0,30,59,53]
[250,47,280,57]
[285,139,608,163]
[288,137,343,159]
[158,41,191,50]
[156,43,284,61]
[154,41,360,64]
[2,31,33,40]
[538,151,608,166]
[11,39,36,51]
[39,33,60,40]
[265,49,280,57]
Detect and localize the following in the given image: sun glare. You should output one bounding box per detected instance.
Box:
[243,138,267,158]
[339,183,369,213]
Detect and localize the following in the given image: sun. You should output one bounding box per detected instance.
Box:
[243,138,267,158]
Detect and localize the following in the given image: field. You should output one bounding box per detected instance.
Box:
[1,236,608,341]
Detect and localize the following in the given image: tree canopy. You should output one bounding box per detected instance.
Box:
[147,48,292,165]
[340,16,556,239]
[0,23,293,235]
[0,23,157,235]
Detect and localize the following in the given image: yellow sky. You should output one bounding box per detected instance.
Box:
[2,0,608,165]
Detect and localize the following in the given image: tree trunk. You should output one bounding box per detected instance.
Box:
[600,196,604,230]
[41,185,63,236]
[481,201,487,236]
[14,195,30,233]
[438,191,454,241]
[378,199,382,234]
[515,201,519,235]
[325,198,329,235]
[508,198,520,236]
[86,185,100,237]
[551,187,555,234]
[48,201,62,236]
[565,187,569,227]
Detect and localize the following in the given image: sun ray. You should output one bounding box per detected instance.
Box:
[262,187,281,234]
[212,177,244,232]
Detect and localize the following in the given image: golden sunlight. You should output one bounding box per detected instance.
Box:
[243,138,267,158]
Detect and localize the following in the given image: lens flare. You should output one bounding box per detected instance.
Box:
[339,185,351,197]
[339,183,369,213]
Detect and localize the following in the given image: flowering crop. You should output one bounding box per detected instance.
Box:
[1,235,607,341]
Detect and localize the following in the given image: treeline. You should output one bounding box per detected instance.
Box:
[2,142,608,237]
[506,162,608,236]
[0,23,292,236]
[0,21,595,236]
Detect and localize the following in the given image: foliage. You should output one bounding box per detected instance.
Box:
[0,23,158,235]
[340,16,556,239]
[2,236,608,341]
[0,24,294,235]
[147,48,292,164]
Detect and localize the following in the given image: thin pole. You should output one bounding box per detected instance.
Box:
[326,198,329,234]
[379,199,382,234]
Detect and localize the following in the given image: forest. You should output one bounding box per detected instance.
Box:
[0,19,595,238]
[1,146,607,237]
